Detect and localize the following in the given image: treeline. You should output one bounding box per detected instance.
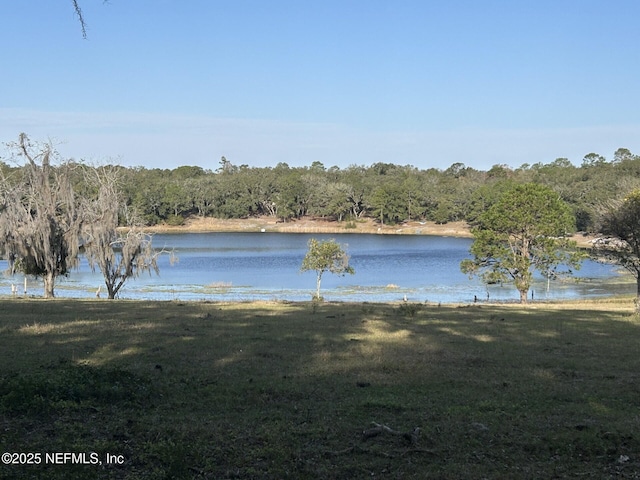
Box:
[4,148,639,232]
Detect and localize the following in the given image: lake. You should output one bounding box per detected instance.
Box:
[0,232,631,302]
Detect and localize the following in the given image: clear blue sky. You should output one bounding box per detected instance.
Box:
[1,1,639,170]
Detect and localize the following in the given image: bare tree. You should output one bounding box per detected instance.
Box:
[82,165,171,299]
[0,134,83,298]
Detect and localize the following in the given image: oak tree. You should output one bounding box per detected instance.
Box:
[301,238,354,301]
[461,183,583,303]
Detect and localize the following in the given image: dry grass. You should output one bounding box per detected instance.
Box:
[143,215,474,237]
[1,297,639,479]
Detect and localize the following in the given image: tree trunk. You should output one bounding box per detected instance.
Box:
[519,289,528,304]
[636,277,640,314]
[43,272,55,298]
[316,272,323,300]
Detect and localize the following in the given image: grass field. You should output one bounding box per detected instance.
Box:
[1,297,639,479]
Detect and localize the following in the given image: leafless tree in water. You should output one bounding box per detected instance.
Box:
[82,165,173,299]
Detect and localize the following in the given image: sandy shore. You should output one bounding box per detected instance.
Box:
[145,216,474,237]
[144,215,596,247]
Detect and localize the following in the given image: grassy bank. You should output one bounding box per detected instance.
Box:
[1,298,639,479]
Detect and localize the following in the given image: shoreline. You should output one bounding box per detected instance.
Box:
[1,295,633,309]
[144,216,474,237]
[143,215,595,247]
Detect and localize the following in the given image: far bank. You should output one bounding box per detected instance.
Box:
[143,215,595,247]
[143,216,473,237]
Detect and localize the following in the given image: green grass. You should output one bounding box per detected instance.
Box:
[1,297,639,479]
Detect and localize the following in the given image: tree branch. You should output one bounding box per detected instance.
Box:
[72,0,88,39]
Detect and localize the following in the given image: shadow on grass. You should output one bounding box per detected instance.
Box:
[1,298,640,479]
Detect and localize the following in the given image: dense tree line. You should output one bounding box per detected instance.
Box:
[2,146,639,232]
[62,148,640,232]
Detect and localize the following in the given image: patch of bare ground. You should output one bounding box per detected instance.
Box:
[144,215,475,237]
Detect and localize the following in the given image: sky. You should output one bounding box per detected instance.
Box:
[1,1,639,171]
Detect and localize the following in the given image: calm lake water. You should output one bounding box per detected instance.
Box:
[0,233,631,302]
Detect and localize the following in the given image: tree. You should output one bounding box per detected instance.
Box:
[300,239,354,300]
[0,134,85,298]
[444,162,467,178]
[401,174,425,221]
[594,190,640,312]
[82,166,171,299]
[613,148,636,164]
[582,152,607,168]
[461,183,582,303]
[276,171,309,221]
[466,181,514,226]
[320,182,353,221]
[186,175,217,217]
[369,184,404,225]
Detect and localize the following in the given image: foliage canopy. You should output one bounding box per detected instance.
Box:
[461,183,583,303]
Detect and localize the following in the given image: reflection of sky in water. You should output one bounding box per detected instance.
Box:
[0,232,631,302]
